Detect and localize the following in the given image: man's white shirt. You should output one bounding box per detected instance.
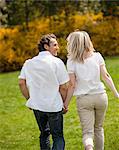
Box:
[19,51,69,112]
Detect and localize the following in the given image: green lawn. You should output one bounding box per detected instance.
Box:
[0,57,119,150]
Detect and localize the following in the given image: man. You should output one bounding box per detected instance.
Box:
[18,34,69,150]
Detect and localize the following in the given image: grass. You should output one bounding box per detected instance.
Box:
[0,57,119,150]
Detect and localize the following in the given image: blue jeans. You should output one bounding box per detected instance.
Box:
[33,110,65,150]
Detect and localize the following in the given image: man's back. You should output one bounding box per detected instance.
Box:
[19,51,69,112]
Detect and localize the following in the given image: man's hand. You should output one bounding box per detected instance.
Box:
[62,104,68,114]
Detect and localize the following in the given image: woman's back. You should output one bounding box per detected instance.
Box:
[67,52,106,96]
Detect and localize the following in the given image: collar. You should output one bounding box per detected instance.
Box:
[38,51,52,56]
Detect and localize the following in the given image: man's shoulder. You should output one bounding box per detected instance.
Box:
[24,58,32,65]
[26,55,39,63]
[52,56,64,64]
[23,56,37,67]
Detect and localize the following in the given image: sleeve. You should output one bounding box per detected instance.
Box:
[97,52,105,66]
[67,58,75,73]
[56,59,69,85]
[18,61,27,79]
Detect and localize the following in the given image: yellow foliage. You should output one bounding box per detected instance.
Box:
[0,27,19,40]
[0,13,119,72]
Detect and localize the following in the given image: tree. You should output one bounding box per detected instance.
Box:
[100,0,119,17]
[0,0,7,27]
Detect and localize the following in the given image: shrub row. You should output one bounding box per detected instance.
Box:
[0,13,119,72]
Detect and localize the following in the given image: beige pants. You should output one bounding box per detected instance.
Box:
[76,93,108,150]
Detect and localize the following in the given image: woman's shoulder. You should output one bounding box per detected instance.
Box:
[93,51,105,64]
[67,57,74,63]
[93,51,103,59]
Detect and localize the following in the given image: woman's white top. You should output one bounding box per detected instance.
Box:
[67,52,106,96]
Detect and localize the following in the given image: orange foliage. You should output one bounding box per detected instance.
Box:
[0,13,119,72]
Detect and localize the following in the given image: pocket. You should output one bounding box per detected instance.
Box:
[76,96,86,110]
[103,93,108,106]
[98,93,108,108]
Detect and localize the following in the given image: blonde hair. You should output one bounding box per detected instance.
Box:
[67,31,94,62]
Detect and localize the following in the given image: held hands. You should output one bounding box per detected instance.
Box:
[62,107,68,114]
[62,101,69,114]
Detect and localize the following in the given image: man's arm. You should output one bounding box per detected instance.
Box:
[59,82,69,102]
[19,79,30,100]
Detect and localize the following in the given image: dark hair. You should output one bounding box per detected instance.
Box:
[38,34,56,51]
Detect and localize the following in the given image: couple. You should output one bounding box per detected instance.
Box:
[19,31,119,150]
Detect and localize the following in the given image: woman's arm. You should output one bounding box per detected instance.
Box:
[100,64,119,98]
[64,73,76,110]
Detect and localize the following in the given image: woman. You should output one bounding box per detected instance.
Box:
[64,31,119,150]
